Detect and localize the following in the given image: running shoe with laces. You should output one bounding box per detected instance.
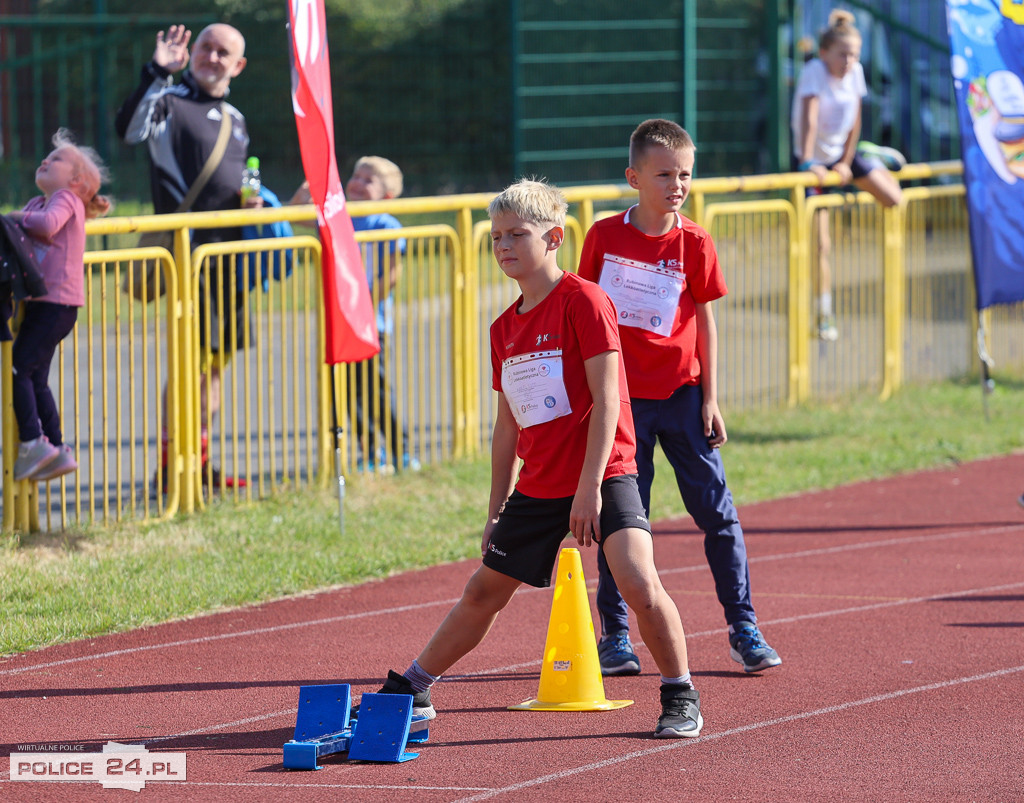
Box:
[654,683,703,738]
[856,141,907,171]
[351,670,436,727]
[729,621,782,673]
[598,630,641,676]
[13,436,59,481]
[29,444,77,481]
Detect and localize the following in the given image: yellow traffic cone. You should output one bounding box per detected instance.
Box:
[510,547,633,712]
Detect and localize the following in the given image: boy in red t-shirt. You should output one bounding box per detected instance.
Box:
[357,178,704,739]
[578,119,782,676]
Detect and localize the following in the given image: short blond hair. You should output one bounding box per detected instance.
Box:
[629,119,696,169]
[353,155,403,198]
[51,127,112,218]
[487,178,567,228]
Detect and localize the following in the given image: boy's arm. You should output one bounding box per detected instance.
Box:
[387,254,402,292]
[570,349,619,548]
[483,395,520,556]
[695,301,727,448]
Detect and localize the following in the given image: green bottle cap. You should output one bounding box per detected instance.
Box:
[246,156,260,170]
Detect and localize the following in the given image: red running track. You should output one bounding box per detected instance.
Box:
[2,454,1023,802]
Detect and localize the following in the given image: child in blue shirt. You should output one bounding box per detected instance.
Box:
[346,156,418,472]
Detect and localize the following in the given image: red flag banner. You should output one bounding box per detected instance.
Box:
[288,0,379,363]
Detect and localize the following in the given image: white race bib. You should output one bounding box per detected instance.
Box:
[598,254,683,336]
[501,349,572,429]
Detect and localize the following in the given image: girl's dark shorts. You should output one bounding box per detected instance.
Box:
[793,153,879,196]
[482,474,651,588]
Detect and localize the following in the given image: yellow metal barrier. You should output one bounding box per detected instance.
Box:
[4,162,1024,532]
[190,236,326,506]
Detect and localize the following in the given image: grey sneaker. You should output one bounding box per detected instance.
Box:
[13,437,59,481]
[598,631,641,676]
[655,683,703,738]
[729,621,782,673]
[30,444,77,482]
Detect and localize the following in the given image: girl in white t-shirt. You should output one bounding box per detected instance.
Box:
[792,10,902,340]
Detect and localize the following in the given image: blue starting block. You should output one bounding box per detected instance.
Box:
[282,684,428,769]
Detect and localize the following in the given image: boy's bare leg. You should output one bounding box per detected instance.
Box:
[416,564,522,677]
[600,527,688,678]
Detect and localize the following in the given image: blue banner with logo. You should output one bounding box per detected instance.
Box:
[946,0,1024,309]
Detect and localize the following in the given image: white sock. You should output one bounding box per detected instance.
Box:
[404,659,439,693]
[660,672,692,688]
[819,292,833,316]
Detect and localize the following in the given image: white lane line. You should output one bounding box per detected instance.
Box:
[658,523,1023,576]
[138,708,298,744]
[0,779,493,792]
[0,597,463,677]
[447,663,1024,803]
[5,523,1018,679]
[448,579,1024,678]
[10,663,1015,795]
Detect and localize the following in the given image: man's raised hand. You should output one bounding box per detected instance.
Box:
[153,25,192,73]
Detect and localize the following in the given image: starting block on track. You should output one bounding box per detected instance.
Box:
[282,684,427,769]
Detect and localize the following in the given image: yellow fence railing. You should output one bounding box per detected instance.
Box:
[3,162,1023,532]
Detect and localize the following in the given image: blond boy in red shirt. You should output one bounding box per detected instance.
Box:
[359,178,704,738]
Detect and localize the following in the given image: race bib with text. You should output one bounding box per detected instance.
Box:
[501,349,572,429]
[598,254,683,336]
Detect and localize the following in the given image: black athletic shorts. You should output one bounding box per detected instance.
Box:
[482,474,652,588]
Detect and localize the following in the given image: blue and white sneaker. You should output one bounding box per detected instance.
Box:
[729,621,782,673]
[598,631,641,676]
[857,141,907,171]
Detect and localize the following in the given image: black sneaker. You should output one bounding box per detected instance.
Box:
[655,683,703,738]
[352,670,436,723]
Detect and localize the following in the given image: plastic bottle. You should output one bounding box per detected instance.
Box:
[241,156,261,204]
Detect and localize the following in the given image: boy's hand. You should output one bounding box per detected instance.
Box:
[481,516,499,557]
[154,25,191,73]
[569,486,602,547]
[288,180,312,205]
[703,401,727,449]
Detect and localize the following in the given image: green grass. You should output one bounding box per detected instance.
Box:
[2,375,1022,656]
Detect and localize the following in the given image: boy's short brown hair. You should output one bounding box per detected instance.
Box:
[487,178,567,229]
[629,119,696,168]
[353,155,404,198]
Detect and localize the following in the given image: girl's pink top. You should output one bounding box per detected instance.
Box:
[19,188,86,307]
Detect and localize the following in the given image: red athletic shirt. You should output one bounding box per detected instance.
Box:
[578,208,728,400]
[490,271,637,499]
